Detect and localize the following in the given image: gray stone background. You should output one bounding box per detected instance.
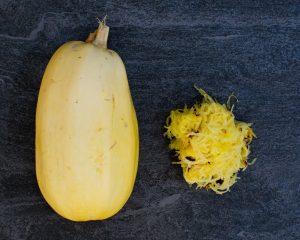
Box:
[0,1,299,239]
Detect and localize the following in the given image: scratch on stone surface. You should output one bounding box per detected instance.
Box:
[0,72,16,79]
[118,206,153,218]
[0,16,45,41]
[201,34,246,40]
[158,194,181,207]
[0,11,100,41]
[3,199,45,208]
[0,68,21,76]
[118,194,182,218]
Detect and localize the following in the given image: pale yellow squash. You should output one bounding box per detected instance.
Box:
[36,21,139,221]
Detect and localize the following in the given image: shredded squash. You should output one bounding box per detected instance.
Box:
[165,87,256,194]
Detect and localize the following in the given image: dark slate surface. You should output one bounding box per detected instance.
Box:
[0,1,300,239]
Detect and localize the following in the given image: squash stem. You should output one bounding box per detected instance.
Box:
[86,16,109,48]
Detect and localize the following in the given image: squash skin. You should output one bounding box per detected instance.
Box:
[36,41,139,221]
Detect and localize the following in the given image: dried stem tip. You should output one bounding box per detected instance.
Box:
[86,16,109,48]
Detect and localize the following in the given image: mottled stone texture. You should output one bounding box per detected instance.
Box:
[0,1,299,239]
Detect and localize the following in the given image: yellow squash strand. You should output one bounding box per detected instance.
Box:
[165,87,256,194]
